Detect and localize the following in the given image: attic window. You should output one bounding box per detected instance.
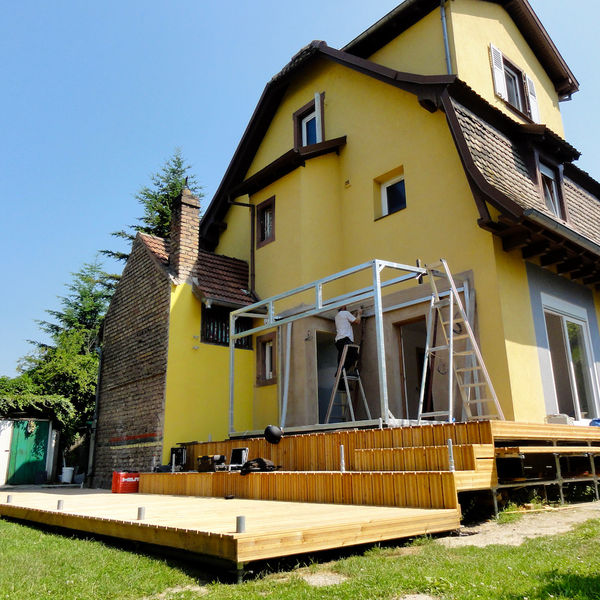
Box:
[293,92,324,148]
[539,162,564,219]
[490,44,540,123]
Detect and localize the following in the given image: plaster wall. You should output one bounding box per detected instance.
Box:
[448,0,564,135]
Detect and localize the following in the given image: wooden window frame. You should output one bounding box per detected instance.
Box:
[293,92,325,149]
[535,151,567,221]
[490,44,539,123]
[256,332,277,386]
[256,196,275,248]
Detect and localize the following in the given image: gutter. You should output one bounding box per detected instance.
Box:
[440,1,452,75]
[523,208,600,258]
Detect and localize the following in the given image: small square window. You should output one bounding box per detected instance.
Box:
[293,92,324,148]
[539,162,563,219]
[256,196,275,248]
[381,176,406,217]
[201,305,252,349]
[257,332,276,385]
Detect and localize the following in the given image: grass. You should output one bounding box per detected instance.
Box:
[2,516,600,599]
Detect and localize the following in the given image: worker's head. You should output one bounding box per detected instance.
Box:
[338,305,347,312]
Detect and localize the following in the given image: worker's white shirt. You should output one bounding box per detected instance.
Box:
[335,310,356,342]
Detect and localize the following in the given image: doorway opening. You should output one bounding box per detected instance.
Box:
[397,318,427,420]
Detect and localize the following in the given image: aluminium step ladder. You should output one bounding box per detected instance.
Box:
[417,259,505,423]
[325,344,372,424]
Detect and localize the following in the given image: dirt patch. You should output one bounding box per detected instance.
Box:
[439,501,600,548]
[299,571,349,587]
[142,585,208,599]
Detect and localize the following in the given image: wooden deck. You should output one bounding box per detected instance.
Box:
[3,421,600,567]
[0,488,459,566]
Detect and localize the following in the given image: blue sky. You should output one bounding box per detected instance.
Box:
[0,1,598,376]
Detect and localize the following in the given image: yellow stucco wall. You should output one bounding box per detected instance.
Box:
[448,0,564,135]
[162,283,254,461]
[368,8,448,75]
[216,57,547,423]
[215,194,251,263]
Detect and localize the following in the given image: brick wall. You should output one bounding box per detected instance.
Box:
[170,188,200,282]
[92,237,171,488]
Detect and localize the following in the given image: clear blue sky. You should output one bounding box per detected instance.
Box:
[0,1,598,377]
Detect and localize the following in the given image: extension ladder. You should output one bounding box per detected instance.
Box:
[325,344,372,424]
[417,259,504,422]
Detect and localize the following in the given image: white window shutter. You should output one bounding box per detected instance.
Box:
[525,74,540,123]
[314,92,323,143]
[490,44,508,101]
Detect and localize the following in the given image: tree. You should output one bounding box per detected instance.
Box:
[33,259,113,353]
[102,149,203,261]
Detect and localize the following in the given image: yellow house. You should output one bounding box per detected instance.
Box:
[94,0,600,486]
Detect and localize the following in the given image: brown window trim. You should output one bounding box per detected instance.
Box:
[534,150,567,222]
[256,331,277,386]
[293,92,325,149]
[256,196,275,249]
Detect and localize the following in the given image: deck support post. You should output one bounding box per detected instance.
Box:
[587,450,599,501]
[447,439,455,472]
[236,516,246,533]
[6,495,12,504]
[137,507,146,520]
[491,488,498,517]
[340,445,346,472]
[57,500,64,511]
[554,453,565,504]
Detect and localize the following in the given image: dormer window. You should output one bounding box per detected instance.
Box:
[490,44,540,123]
[293,92,324,148]
[539,162,564,219]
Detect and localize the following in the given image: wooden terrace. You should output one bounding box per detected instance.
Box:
[2,421,600,571]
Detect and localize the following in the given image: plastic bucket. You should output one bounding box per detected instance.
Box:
[61,467,74,484]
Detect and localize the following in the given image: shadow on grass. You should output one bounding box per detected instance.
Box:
[503,571,600,600]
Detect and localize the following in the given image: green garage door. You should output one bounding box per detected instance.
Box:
[7,421,49,485]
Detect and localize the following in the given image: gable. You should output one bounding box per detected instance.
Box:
[449,0,564,134]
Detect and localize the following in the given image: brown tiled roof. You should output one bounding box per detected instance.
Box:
[139,232,254,307]
[192,250,254,307]
[453,99,600,248]
[138,233,169,265]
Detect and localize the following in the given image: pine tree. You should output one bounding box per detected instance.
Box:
[102,149,202,261]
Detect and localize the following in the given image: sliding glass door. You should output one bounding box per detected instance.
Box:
[544,310,596,420]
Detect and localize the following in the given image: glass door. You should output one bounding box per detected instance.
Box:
[544,310,596,420]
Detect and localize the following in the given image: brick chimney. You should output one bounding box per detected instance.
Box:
[169,187,200,282]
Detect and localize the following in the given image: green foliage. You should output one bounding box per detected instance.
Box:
[101,149,202,261]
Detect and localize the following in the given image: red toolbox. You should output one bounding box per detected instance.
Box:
[111,471,140,493]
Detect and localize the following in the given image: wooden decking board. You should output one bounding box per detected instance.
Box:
[0,489,459,565]
[495,445,600,456]
[490,421,600,442]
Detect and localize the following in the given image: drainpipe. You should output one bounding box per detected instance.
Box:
[440,0,453,75]
[86,347,102,483]
[228,198,256,296]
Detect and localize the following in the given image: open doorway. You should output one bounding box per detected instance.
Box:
[397,318,427,420]
[316,331,340,423]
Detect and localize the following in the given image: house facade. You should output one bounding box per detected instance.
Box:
[93,0,600,486]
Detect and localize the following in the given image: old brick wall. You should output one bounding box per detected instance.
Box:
[92,237,171,488]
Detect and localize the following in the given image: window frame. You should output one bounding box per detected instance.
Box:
[540,293,600,422]
[490,44,540,123]
[380,175,407,218]
[536,154,566,221]
[201,304,253,350]
[293,92,325,149]
[256,332,277,386]
[256,196,275,248]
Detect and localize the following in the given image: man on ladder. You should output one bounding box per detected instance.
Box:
[334,305,363,373]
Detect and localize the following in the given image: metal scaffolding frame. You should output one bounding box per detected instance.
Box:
[228,259,426,435]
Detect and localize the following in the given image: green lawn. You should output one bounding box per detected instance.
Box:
[1,517,600,600]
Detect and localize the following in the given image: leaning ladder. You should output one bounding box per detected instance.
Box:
[325,344,371,424]
[417,259,505,422]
